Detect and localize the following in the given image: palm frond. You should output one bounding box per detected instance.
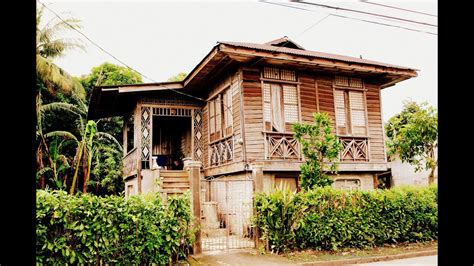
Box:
[44,131,78,142]
[41,102,85,116]
[95,132,123,152]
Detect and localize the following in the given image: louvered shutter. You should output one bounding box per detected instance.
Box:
[209,100,215,141]
[223,88,233,136]
[215,94,222,139]
[349,91,367,136]
[263,83,272,131]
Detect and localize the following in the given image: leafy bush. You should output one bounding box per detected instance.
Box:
[253,185,437,253]
[36,190,196,264]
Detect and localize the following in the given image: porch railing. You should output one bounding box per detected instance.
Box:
[123,147,138,177]
[209,135,233,166]
[339,136,369,162]
[264,132,301,160]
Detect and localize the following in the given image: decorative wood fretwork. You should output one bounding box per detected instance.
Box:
[265,132,301,160]
[141,107,152,166]
[339,137,369,162]
[140,98,203,107]
[193,108,204,162]
[152,107,192,117]
[123,147,138,177]
[209,136,233,166]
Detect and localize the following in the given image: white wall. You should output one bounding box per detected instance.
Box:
[389,154,438,186]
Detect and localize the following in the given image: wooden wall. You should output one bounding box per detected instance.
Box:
[241,67,265,162]
[365,83,386,163]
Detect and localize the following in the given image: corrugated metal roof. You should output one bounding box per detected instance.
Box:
[218,41,417,71]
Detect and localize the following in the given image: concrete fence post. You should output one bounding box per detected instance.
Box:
[250,162,265,251]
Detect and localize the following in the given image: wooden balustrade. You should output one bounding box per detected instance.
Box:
[339,137,369,162]
[123,147,138,177]
[264,132,301,160]
[209,136,234,166]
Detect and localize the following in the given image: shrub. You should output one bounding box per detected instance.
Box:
[36,190,195,264]
[253,185,437,253]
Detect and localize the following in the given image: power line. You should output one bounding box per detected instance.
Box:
[38,1,206,103]
[263,1,436,36]
[359,0,437,18]
[293,0,437,27]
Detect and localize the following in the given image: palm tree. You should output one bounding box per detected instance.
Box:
[36,5,85,99]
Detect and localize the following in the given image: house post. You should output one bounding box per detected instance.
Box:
[250,162,265,251]
[185,160,202,254]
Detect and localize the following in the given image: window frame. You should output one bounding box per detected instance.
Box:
[208,86,233,143]
[261,67,301,133]
[333,81,369,138]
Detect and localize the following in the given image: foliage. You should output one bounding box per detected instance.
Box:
[253,185,438,254]
[79,62,143,101]
[385,101,438,183]
[36,190,196,264]
[36,6,85,99]
[167,72,187,82]
[293,113,343,189]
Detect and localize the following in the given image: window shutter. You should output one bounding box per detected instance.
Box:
[334,90,347,135]
[209,100,215,141]
[215,94,222,138]
[349,91,367,136]
[224,89,232,136]
[271,84,284,132]
[283,85,298,123]
[263,83,271,130]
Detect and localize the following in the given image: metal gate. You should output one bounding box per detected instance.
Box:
[200,179,255,251]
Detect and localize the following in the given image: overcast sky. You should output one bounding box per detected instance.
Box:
[41,0,437,122]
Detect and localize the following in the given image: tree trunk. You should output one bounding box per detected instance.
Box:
[428,166,436,184]
[82,148,89,193]
[37,143,45,189]
[70,142,84,195]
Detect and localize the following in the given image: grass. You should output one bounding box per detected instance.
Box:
[283,241,438,262]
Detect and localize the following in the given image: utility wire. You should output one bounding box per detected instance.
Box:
[359,0,437,18]
[294,0,437,27]
[263,1,437,35]
[39,1,206,103]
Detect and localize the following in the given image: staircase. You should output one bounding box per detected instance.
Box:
[158,170,190,197]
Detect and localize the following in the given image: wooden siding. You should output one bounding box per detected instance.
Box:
[242,67,265,161]
[299,72,318,123]
[231,70,243,162]
[365,83,386,162]
[202,104,209,168]
[315,74,336,130]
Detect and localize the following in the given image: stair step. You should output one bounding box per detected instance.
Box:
[162,183,190,188]
[160,189,190,194]
[159,172,188,178]
[162,177,189,182]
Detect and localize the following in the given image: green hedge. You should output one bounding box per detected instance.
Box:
[254,185,438,253]
[36,190,196,264]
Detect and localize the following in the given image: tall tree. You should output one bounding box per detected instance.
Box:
[293,113,343,189]
[36,6,85,99]
[385,100,438,184]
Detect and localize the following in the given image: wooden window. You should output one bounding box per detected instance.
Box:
[263,82,299,132]
[209,99,216,140]
[209,87,232,142]
[126,115,134,152]
[263,67,296,81]
[333,76,367,136]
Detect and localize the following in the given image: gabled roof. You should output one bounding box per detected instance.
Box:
[218,38,417,71]
[264,36,305,50]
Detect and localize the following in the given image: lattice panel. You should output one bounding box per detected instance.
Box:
[335,75,364,88]
[141,107,152,161]
[283,85,298,123]
[349,77,363,88]
[263,67,280,79]
[335,76,349,86]
[193,108,204,162]
[280,69,296,81]
[266,133,300,159]
[340,137,369,162]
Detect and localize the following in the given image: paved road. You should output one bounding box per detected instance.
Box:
[355,255,438,266]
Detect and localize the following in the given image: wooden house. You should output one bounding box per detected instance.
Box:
[88,37,417,251]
